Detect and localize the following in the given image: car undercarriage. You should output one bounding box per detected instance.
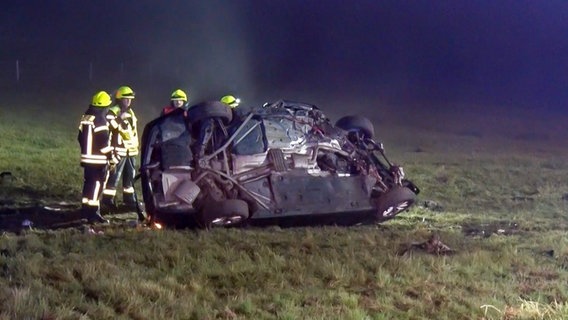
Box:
[140,100,419,228]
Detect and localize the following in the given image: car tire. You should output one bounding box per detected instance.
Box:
[335,115,374,139]
[187,101,233,125]
[375,186,416,221]
[200,199,249,228]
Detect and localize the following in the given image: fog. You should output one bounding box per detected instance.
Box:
[2,1,567,123]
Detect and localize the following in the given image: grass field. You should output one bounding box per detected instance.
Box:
[1,101,568,319]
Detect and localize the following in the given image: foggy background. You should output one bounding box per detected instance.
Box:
[1,0,567,125]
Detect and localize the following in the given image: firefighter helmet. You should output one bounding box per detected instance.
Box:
[171,89,188,101]
[115,86,135,99]
[220,95,240,108]
[91,91,112,107]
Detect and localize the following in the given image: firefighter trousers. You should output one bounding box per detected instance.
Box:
[103,156,136,204]
[81,165,109,214]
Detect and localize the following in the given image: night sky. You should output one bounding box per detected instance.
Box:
[2,0,567,116]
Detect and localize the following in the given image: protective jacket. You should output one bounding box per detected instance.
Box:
[161,103,189,116]
[107,105,139,156]
[161,105,177,116]
[78,106,114,166]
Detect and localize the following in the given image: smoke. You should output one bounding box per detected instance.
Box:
[2,0,568,119]
[119,1,256,108]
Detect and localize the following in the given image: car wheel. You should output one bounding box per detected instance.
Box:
[200,199,249,228]
[335,115,374,139]
[187,101,233,125]
[375,186,416,221]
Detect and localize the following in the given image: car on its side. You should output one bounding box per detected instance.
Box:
[139,100,419,228]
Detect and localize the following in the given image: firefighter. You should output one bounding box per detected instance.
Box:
[102,86,139,211]
[193,94,240,161]
[221,93,249,125]
[221,94,247,119]
[78,91,118,223]
[220,95,240,108]
[161,89,189,116]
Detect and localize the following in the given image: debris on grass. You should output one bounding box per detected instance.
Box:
[0,171,13,185]
[419,199,444,212]
[462,220,520,237]
[397,233,455,256]
[21,219,33,229]
[83,226,104,235]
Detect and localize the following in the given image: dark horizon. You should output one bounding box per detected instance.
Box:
[1,0,567,116]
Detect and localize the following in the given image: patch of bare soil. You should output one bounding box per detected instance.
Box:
[0,205,85,233]
[0,204,143,233]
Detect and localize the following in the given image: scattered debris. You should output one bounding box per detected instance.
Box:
[511,195,535,202]
[84,226,104,235]
[21,219,33,229]
[419,199,444,212]
[397,233,455,256]
[462,221,520,237]
[542,249,555,258]
[0,172,12,185]
[511,191,538,202]
[0,203,148,233]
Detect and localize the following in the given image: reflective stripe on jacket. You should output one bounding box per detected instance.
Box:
[78,106,112,166]
[107,105,139,156]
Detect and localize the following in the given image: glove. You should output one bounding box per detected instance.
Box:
[109,151,121,165]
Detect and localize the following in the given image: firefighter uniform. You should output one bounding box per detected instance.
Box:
[102,86,139,210]
[78,91,116,223]
[161,89,189,116]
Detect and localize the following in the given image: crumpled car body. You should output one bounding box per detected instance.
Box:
[139,100,419,228]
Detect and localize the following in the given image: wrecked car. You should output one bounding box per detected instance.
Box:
[139,100,419,228]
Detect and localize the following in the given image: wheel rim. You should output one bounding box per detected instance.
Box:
[211,215,244,226]
[381,201,410,217]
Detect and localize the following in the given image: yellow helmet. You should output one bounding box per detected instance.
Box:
[91,91,112,107]
[115,86,135,99]
[220,95,240,108]
[170,89,188,101]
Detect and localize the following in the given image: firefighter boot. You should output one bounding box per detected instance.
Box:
[101,194,118,213]
[81,205,109,224]
[123,192,137,210]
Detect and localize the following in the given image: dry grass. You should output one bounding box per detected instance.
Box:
[1,225,568,319]
[2,102,568,319]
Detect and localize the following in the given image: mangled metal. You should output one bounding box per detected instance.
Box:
[139,100,420,228]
